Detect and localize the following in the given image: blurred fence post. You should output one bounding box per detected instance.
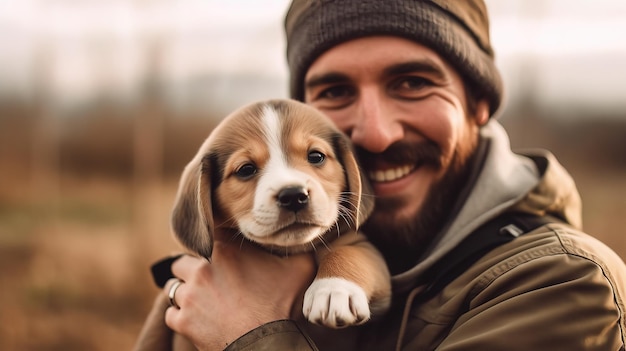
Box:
[132,37,166,260]
[31,40,61,232]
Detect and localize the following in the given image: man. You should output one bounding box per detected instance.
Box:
[138,0,626,350]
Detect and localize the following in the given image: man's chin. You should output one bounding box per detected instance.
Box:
[362,173,460,273]
[363,201,426,250]
[368,202,411,230]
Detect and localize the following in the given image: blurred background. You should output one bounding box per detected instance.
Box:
[0,0,624,349]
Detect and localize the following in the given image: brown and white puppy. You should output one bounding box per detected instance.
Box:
[172,99,390,328]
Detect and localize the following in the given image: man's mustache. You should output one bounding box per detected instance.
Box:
[356,140,443,170]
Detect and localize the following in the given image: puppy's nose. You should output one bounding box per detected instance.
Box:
[277,186,309,212]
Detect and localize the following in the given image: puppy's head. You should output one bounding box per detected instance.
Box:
[171,99,373,258]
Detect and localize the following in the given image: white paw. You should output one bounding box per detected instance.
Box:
[302,277,370,328]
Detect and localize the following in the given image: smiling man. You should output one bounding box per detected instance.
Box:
[136,1,626,350]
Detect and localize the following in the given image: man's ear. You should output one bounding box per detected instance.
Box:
[475,99,490,126]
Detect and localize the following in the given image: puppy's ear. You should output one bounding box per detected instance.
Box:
[333,133,374,228]
[171,152,215,259]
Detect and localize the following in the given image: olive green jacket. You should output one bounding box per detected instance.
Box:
[135,121,626,351]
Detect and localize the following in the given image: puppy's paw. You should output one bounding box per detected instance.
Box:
[302,277,370,328]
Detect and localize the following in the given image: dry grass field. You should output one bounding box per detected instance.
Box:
[0,102,625,351]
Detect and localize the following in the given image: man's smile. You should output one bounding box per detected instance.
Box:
[367,164,415,183]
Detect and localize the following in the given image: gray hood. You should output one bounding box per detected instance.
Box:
[391,120,582,293]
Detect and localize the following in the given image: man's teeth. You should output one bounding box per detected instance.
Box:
[368,165,415,182]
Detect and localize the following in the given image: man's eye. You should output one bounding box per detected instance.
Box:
[307,150,326,165]
[318,85,353,100]
[311,85,355,110]
[394,76,431,91]
[235,163,257,179]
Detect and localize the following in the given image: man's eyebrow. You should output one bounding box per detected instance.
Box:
[383,60,447,80]
[305,72,350,90]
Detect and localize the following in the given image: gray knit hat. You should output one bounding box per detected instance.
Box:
[285,0,503,117]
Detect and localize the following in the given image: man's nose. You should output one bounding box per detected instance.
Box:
[349,91,403,153]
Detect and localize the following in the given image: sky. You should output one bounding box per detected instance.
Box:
[0,0,625,116]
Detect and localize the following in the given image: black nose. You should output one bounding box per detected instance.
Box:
[277,186,309,212]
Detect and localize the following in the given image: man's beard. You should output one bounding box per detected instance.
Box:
[359,136,479,274]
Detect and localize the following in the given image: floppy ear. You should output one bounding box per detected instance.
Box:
[170,152,215,259]
[333,133,374,229]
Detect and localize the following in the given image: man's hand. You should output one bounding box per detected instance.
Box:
[164,240,316,350]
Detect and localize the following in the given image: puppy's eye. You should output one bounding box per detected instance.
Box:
[235,163,257,179]
[307,151,326,165]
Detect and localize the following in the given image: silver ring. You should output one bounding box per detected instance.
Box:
[168,279,183,309]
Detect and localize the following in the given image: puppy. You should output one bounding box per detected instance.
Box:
[172,99,391,329]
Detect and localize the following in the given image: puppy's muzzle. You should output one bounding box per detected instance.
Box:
[277,186,309,213]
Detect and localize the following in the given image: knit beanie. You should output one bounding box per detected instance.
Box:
[285,0,504,117]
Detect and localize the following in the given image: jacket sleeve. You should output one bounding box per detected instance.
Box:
[435,251,625,350]
[224,320,318,351]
